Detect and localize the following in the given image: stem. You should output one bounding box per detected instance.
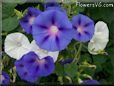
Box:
[73,42,80,55]
[58,76,64,85]
[82,44,88,50]
[73,43,82,63]
[65,76,73,84]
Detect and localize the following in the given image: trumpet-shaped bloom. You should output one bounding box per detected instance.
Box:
[32,10,74,51]
[15,52,55,83]
[81,80,100,85]
[72,14,94,42]
[0,71,10,85]
[88,21,109,55]
[4,33,31,60]
[20,7,41,34]
[30,40,59,62]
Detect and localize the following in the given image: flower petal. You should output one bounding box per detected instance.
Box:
[5,33,31,60]
[38,56,55,76]
[94,21,109,38]
[1,71,10,85]
[30,40,59,62]
[44,0,59,9]
[81,80,100,85]
[15,52,55,82]
[88,21,109,55]
[44,0,66,15]
[32,10,73,51]
[72,14,94,42]
[20,7,41,34]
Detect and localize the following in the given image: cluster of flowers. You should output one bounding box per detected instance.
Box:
[2,1,109,85]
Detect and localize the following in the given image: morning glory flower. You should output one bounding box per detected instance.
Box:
[4,33,31,60]
[88,21,109,55]
[0,71,10,85]
[20,7,41,34]
[72,14,94,42]
[15,52,55,83]
[44,0,66,14]
[32,10,74,51]
[81,80,100,85]
[30,40,59,62]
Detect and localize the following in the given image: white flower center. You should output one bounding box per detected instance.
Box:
[16,42,22,47]
[49,26,59,35]
[36,59,45,64]
[29,17,35,25]
[77,26,83,34]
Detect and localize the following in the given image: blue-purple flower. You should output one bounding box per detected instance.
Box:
[81,80,100,85]
[44,0,59,9]
[15,52,55,83]
[32,10,74,51]
[0,71,10,85]
[20,7,41,34]
[46,6,66,15]
[44,0,66,14]
[59,58,73,65]
[72,14,94,42]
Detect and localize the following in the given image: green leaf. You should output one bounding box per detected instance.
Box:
[54,63,64,76]
[110,49,114,68]
[3,0,26,5]
[95,63,102,72]
[93,55,107,64]
[64,63,78,78]
[71,4,85,15]
[103,61,113,74]
[2,3,17,19]
[79,53,92,63]
[14,9,23,19]
[3,16,19,32]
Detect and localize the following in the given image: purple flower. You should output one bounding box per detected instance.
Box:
[32,10,74,51]
[59,58,73,65]
[44,0,59,9]
[46,6,66,15]
[44,0,67,16]
[15,52,55,83]
[44,0,66,14]
[81,80,100,85]
[20,7,41,34]
[72,14,94,42]
[0,71,10,85]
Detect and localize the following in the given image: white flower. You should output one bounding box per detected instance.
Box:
[88,21,109,55]
[4,33,31,60]
[30,40,59,62]
[4,33,59,62]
